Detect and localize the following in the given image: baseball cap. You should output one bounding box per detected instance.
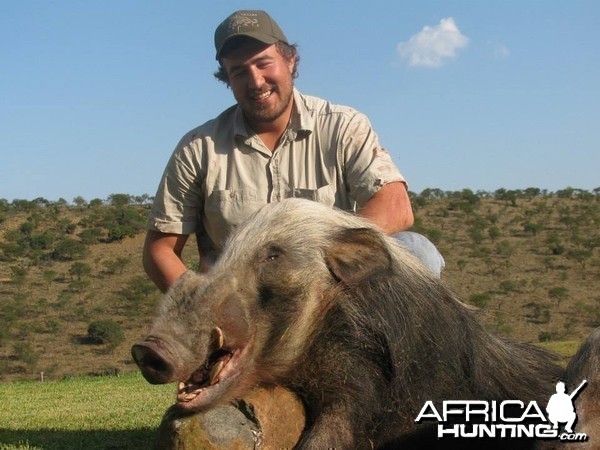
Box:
[214,10,288,59]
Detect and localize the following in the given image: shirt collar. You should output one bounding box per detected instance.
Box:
[233,88,314,141]
[290,88,314,136]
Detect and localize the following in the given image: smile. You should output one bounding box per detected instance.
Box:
[252,90,272,101]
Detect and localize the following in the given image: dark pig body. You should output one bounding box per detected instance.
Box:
[133,198,595,448]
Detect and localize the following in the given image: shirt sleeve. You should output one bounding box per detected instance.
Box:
[146,135,205,235]
[341,112,406,207]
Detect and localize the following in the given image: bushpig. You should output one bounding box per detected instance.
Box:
[132,198,596,448]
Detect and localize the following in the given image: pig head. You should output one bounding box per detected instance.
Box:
[131,198,400,414]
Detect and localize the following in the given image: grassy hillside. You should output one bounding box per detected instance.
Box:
[0,189,598,382]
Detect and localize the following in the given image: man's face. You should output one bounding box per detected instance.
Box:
[221,40,295,127]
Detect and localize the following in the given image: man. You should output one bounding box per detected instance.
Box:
[144,10,444,293]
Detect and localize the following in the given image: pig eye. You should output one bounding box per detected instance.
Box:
[264,253,279,262]
[263,245,284,263]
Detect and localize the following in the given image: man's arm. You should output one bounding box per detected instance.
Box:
[143,230,190,293]
[357,181,414,235]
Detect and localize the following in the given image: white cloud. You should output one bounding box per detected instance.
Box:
[397,17,469,68]
[494,44,510,59]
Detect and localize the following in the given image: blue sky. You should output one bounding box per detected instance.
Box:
[1,1,599,202]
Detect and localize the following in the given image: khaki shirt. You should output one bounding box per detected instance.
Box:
[148,89,405,259]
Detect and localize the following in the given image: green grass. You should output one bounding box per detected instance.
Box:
[534,339,580,369]
[535,340,580,358]
[0,371,173,450]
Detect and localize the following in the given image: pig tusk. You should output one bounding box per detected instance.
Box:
[212,327,224,350]
[209,360,225,385]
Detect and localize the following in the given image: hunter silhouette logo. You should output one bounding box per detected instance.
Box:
[546,380,587,434]
[415,379,589,442]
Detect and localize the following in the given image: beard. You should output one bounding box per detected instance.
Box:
[239,80,294,125]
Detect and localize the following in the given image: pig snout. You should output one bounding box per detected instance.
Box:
[131,341,176,384]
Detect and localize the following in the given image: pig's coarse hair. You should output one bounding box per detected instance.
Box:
[141,199,571,448]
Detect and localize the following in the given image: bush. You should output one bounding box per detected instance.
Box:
[52,238,87,260]
[102,257,130,275]
[87,320,125,348]
[78,227,103,245]
[107,225,137,242]
[69,262,92,280]
[538,331,560,342]
[13,342,39,367]
[468,293,491,308]
[119,276,156,305]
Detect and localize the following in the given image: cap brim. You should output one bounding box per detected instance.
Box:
[216,33,281,59]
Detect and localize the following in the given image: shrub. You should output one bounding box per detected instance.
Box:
[102,256,130,275]
[69,262,92,281]
[13,342,40,367]
[43,270,57,286]
[78,227,103,245]
[107,225,137,242]
[0,319,11,344]
[499,280,518,294]
[538,331,560,342]
[523,302,551,324]
[10,266,28,285]
[548,286,569,307]
[119,276,156,306]
[468,293,491,308]
[487,226,501,241]
[523,222,542,236]
[52,238,87,260]
[545,234,565,255]
[87,320,125,348]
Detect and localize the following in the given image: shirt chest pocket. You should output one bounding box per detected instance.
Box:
[204,189,263,247]
[287,184,335,207]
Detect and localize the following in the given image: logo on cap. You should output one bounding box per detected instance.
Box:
[228,13,260,32]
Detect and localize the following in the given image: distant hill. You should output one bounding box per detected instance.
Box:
[0,188,598,382]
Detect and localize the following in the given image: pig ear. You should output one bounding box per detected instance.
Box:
[325,227,392,283]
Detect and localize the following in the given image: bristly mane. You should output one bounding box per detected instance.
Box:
[272,219,563,443]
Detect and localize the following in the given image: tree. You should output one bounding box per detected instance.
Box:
[89,198,104,208]
[43,270,57,287]
[524,187,541,199]
[87,320,125,350]
[13,342,39,367]
[556,187,575,199]
[107,226,137,242]
[469,293,491,308]
[548,286,569,308]
[545,234,565,255]
[495,189,519,207]
[69,262,92,281]
[488,226,501,242]
[495,240,514,258]
[10,266,28,285]
[103,256,130,275]
[73,196,87,207]
[78,227,103,245]
[120,276,156,305]
[52,238,87,261]
[107,193,132,207]
[567,249,593,271]
[55,198,69,207]
[419,188,445,200]
[523,222,543,236]
[11,199,36,212]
